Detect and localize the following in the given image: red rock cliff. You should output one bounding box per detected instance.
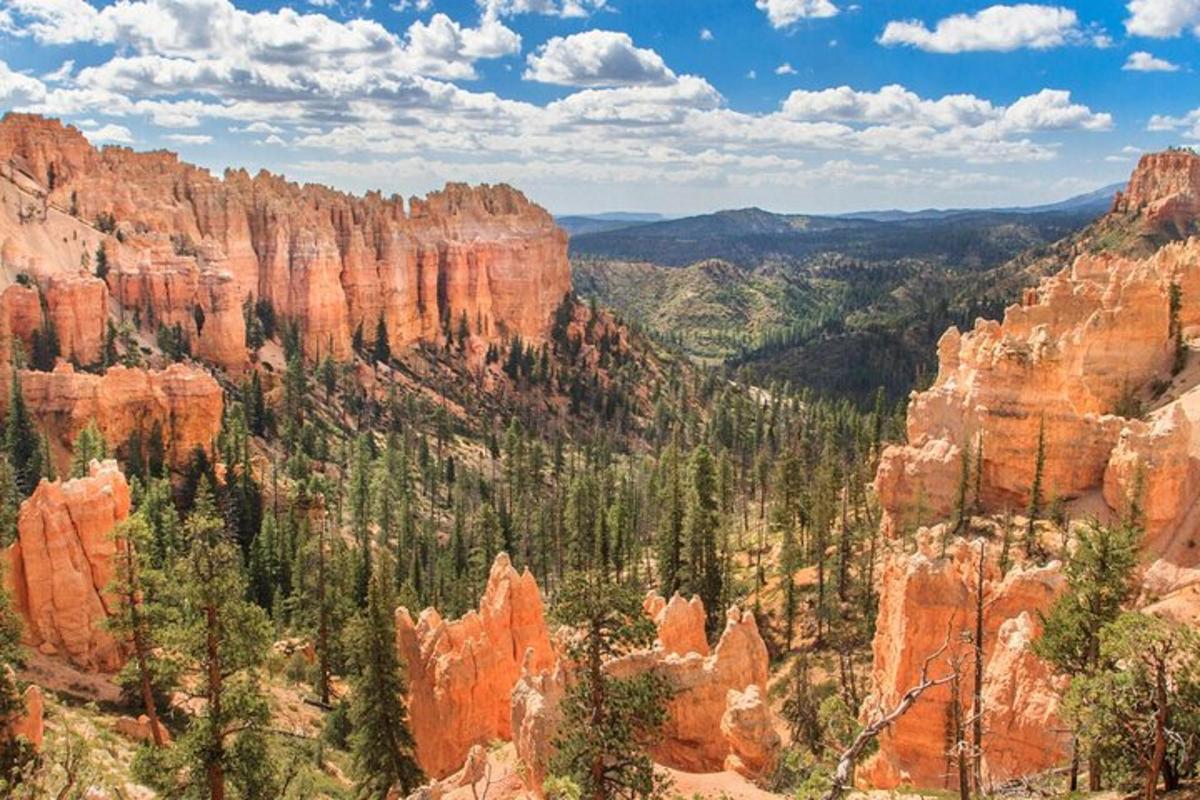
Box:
[5,362,224,475]
[1112,150,1200,231]
[4,460,131,672]
[0,114,571,370]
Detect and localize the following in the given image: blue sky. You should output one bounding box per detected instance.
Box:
[1,0,1199,214]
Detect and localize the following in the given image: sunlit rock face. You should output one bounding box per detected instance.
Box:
[861,531,1069,790]
[4,460,131,673]
[395,554,555,780]
[0,113,571,371]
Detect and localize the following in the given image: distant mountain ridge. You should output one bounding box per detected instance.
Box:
[838,182,1123,222]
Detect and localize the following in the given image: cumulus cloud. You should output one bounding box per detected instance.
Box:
[81,123,134,143]
[4,0,520,80]
[880,4,1086,53]
[478,0,606,18]
[1148,108,1200,137]
[775,62,797,74]
[700,28,714,41]
[164,133,213,144]
[524,30,676,87]
[1125,0,1200,37]
[782,84,1111,133]
[1123,50,1180,70]
[755,0,838,29]
[0,60,48,105]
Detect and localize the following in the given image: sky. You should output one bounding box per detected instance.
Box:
[0,0,1198,215]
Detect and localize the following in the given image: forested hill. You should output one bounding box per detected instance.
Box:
[572,192,1113,403]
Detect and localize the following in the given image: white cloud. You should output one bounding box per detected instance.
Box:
[775,62,797,75]
[755,0,838,29]
[164,133,213,144]
[478,0,606,18]
[4,0,520,80]
[390,0,433,10]
[746,69,757,79]
[524,30,676,87]
[1148,108,1200,137]
[81,123,134,143]
[880,4,1086,53]
[43,59,74,82]
[700,28,714,41]
[782,84,1111,134]
[0,60,47,105]
[1123,50,1180,70]
[1125,0,1200,38]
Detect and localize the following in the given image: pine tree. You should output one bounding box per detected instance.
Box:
[136,483,276,800]
[349,434,373,606]
[1034,518,1139,792]
[373,317,391,365]
[1024,416,1046,559]
[655,438,684,595]
[0,455,19,547]
[548,570,671,800]
[4,372,42,497]
[107,515,172,748]
[347,558,423,799]
[685,443,721,634]
[69,419,108,478]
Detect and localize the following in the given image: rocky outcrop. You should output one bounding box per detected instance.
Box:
[0,114,571,370]
[1112,150,1200,232]
[861,531,1069,790]
[1,666,44,750]
[9,362,223,474]
[875,235,1200,568]
[4,460,130,672]
[396,554,555,780]
[513,593,778,796]
[643,591,709,656]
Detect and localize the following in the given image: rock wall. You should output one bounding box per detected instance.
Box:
[0,114,571,370]
[875,236,1200,568]
[1112,150,1200,231]
[8,362,224,474]
[861,531,1068,790]
[4,460,130,672]
[396,553,555,780]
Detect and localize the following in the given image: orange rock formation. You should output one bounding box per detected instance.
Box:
[512,593,779,795]
[875,235,1200,568]
[4,460,131,672]
[0,114,570,370]
[861,531,1068,790]
[396,553,555,780]
[9,362,224,474]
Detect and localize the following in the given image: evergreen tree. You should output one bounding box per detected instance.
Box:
[69,419,108,478]
[548,570,671,800]
[1034,518,1139,791]
[136,484,276,800]
[684,443,722,634]
[4,372,42,497]
[373,317,391,365]
[107,515,173,748]
[346,558,423,799]
[1024,416,1046,558]
[655,438,684,595]
[0,455,19,547]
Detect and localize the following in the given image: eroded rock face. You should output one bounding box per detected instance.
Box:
[1,666,44,750]
[875,236,1200,568]
[1112,150,1200,231]
[860,531,1069,790]
[10,362,224,474]
[396,553,555,780]
[0,114,570,370]
[4,460,130,672]
[512,593,778,796]
[643,591,709,656]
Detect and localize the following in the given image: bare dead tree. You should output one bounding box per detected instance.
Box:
[822,629,956,800]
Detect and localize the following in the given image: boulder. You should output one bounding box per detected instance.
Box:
[720,686,780,779]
